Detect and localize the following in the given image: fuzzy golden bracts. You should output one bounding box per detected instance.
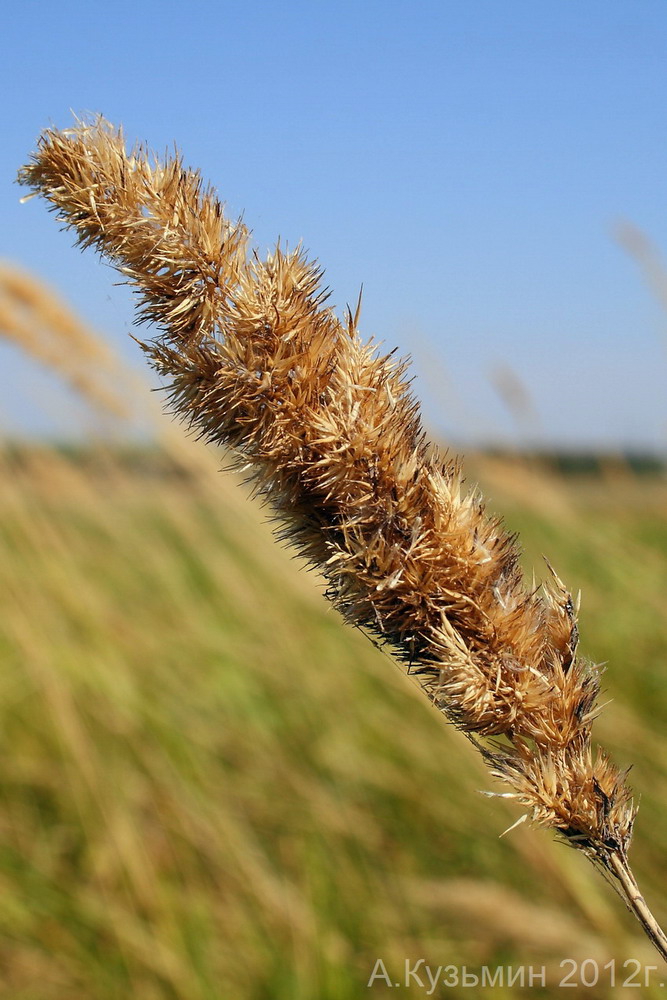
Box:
[18,117,667,960]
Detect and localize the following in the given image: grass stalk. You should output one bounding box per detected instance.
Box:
[17,116,667,961]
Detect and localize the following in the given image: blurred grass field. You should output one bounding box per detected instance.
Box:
[1,446,666,999]
[1,268,667,998]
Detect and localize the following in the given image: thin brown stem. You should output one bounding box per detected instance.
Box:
[607,852,667,962]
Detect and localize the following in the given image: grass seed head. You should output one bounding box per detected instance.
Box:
[18,115,636,869]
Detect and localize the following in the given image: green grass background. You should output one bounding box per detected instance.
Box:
[0,442,665,999]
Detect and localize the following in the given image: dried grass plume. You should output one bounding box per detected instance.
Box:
[18,116,667,960]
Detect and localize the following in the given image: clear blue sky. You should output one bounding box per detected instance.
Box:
[4,0,667,450]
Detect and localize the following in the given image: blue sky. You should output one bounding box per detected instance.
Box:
[4,1,667,450]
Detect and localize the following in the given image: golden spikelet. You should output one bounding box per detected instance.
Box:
[18,116,667,959]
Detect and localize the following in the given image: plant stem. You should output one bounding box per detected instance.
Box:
[607,851,667,962]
